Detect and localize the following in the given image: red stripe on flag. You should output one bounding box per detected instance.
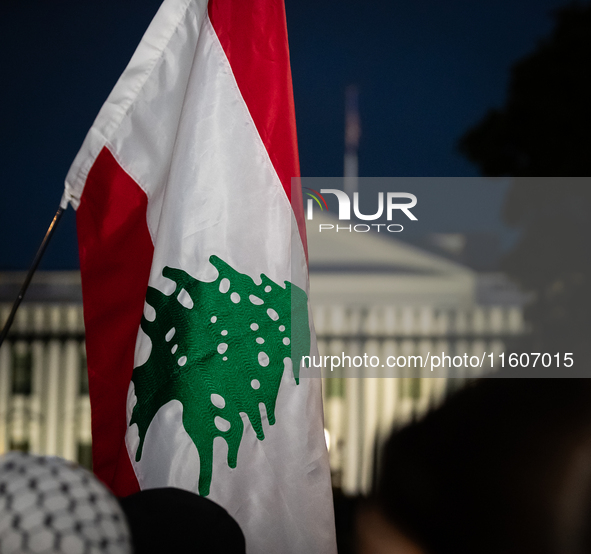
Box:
[208,0,308,259]
[77,147,154,496]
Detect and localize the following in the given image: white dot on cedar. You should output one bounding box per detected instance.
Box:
[219,278,230,294]
[217,343,228,354]
[211,394,225,409]
[144,304,156,322]
[215,416,231,432]
[177,288,194,309]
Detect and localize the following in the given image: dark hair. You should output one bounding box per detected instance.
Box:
[375,379,591,554]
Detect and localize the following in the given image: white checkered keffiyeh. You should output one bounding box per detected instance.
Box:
[0,452,132,554]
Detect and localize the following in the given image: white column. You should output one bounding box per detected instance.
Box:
[29,305,46,454]
[383,307,397,336]
[397,339,416,427]
[342,376,361,495]
[359,377,379,495]
[363,307,381,337]
[77,341,92,466]
[10,341,29,450]
[470,339,488,378]
[489,307,504,335]
[0,340,11,455]
[312,305,327,336]
[380,308,400,442]
[454,310,469,335]
[342,307,365,494]
[472,307,487,335]
[379,340,398,436]
[44,306,62,456]
[508,307,524,334]
[401,307,415,336]
[489,339,505,371]
[324,378,345,482]
[431,339,450,406]
[415,339,432,418]
[359,338,381,494]
[347,307,363,341]
[325,339,346,480]
[453,309,470,380]
[61,337,80,462]
[328,305,348,337]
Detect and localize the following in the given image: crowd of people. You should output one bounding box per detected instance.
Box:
[2,378,591,553]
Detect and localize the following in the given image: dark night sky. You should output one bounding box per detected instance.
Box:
[0,0,580,270]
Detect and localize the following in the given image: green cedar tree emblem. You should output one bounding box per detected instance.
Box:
[130,255,310,496]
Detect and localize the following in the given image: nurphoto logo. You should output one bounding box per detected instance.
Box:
[304,188,418,233]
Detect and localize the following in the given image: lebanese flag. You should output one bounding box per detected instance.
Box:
[62,1,336,552]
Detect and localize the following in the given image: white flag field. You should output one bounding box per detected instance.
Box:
[62,0,336,552]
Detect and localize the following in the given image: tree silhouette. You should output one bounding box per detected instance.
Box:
[459,3,591,364]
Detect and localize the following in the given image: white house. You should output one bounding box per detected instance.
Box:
[307,212,526,493]
[0,218,526,493]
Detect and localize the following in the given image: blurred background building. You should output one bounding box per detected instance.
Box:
[0,220,527,492]
[0,273,90,468]
[307,211,527,495]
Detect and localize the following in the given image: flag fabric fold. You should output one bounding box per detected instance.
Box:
[64,0,336,552]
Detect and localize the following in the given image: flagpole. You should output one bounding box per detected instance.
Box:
[0,205,66,348]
